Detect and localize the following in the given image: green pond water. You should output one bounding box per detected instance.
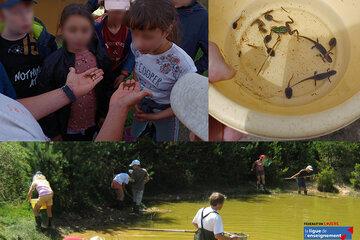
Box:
[74,193,359,240]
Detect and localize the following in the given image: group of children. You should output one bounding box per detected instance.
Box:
[0,0,208,141]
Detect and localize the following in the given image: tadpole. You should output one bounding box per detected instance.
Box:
[233,16,242,29]
[263,10,281,23]
[285,75,294,99]
[267,48,275,57]
[264,35,272,44]
[329,38,337,49]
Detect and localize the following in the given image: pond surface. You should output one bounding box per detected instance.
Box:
[73,193,359,240]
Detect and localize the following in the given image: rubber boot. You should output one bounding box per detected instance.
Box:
[35,216,42,230]
[48,217,53,228]
[117,201,124,210]
[133,205,140,214]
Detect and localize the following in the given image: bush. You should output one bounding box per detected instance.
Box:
[350,164,360,190]
[0,143,31,202]
[317,167,337,192]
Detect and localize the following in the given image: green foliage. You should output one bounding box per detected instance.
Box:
[1,141,360,212]
[350,164,360,189]
[317,167,337,193]
[0,203,60,240]
[0,143,31,202]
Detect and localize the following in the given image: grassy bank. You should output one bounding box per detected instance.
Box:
[0,202,61,240]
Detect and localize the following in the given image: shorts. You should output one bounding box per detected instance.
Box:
[37,193,53,207]
[256,169,265,176]
[111,180,124,190]
[297,178,306,188]
[132,189,144,205]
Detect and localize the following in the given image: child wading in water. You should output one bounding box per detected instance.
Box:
[251,155,266,190]
[39,4,114,141]
[27,172,54,229]
[290,165,314,195]
[111,171,130,209]
[126,0,197,141]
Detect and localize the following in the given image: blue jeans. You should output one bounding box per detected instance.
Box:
[131,98,180,141]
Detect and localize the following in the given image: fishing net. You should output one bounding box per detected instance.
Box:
[263,157,273,167]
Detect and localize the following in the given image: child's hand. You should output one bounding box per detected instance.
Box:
[135,111,160,122]
[66,67,104,98]
[114,75,126,88]
[110,80,152,111]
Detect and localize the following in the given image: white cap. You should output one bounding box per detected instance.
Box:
[90,237,104,240]
[306,165,314,171]
[170,73,209,141]
[129,159,141,167]
[105,0,130,11]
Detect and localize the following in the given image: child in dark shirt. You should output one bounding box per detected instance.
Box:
[0,0,57,98]
[86,0,135,88]
[172,0,208,74]
[39,4,114,141]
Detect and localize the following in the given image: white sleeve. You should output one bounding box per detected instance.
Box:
[192,209,201,225]
[213,215,224,235]
[179,56,197,79]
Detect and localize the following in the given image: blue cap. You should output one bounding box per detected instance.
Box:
[0,0,37,9]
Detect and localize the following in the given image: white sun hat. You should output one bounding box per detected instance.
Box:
[104,0,130,10]
[306,165,314,171]
[129,159,141,167]
[170,73,209,141]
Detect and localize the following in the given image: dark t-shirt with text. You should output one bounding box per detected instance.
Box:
[0,34,42,98]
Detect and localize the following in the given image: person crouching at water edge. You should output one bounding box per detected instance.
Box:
[251,155,266,190]
[290,165,314,195]
[129,159,150,214]
[111,171,130,209]
[27,172,54,229]
[193,193,241,240]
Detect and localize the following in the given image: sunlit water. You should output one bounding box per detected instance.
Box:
[73,193,359,240]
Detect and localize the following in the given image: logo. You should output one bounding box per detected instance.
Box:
[304,226,353,240]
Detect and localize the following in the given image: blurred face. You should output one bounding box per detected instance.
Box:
[1,3,34,35]
[132,165,140,170]
[107,10,126,24]
[60,15,93,51]
[131,28,169,54]
[216,203,224,211]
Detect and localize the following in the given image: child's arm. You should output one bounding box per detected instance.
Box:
[121,33,136,75]
[290,171,301,179]
[0,63,16,99]
[27,183,35,201]
[114,34,135,87]
[96,81,151,141]
[135,107,175,122]
[251,161,256,171]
